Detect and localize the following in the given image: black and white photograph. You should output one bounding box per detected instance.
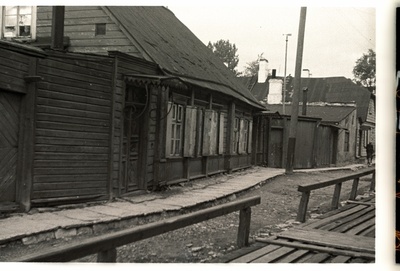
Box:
[0,0,394,269]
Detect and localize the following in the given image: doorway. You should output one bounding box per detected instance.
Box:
[120,85,148,194]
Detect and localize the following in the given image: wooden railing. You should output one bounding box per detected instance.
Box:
[15,196,261,262]
[296,167,375,223]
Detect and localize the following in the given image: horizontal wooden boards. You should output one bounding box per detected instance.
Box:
[277,228,375,254]
[33,54,113,203]
[0,49,30,93]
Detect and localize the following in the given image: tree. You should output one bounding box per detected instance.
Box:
[242,53,265,77]
[353,49,376,93]
[243,60,259,77]
[207,39,239,75]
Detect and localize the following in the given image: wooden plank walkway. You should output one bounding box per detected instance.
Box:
[221,195,375,263]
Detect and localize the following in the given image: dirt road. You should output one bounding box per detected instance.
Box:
[0,168,374,263]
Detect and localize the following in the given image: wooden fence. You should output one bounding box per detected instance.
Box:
[296,167,375,222]
[16,196,261,262]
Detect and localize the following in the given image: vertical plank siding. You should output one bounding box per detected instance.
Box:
[32,54,113,202]
[36,6,142,57]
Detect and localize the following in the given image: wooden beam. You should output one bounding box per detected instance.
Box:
[237,207,251,248]
[16,57,38,212]
[297,191,310,223]
[97,248,117,263]
[256,237,375,260]
[298,168,375,192]
[276,228,375,254]
[224,101,235,173]
[51,6,65,50]
[16,196,261,262]
[346,200,375,206]
[107,55,118,201]
[349,177,360,200]
[153,85,163,190]
[331,183,342,210]
[370,172,375,191]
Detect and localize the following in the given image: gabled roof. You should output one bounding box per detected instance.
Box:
[265,104,356,124]
[301,77,372,123]
[241,74,372,121]
[105,6,264,109]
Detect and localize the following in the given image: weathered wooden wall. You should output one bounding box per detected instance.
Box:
[255,114,339,169]
[0,46,30,94]
[157,89,253,186]
[335,110,357,165]
[36,6,142,57]
[314,125,334,167]
[32,52,114,204]
[293,119,316,169]
[111,53,160,195]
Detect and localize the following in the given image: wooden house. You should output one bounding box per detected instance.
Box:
[0,6,265,212]
[241,70,375,161]
[254,103,357,169]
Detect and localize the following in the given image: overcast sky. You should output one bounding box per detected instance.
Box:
[168,5,376,79]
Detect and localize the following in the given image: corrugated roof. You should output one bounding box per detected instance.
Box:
[105,6,264,109]
[266,104,356,123]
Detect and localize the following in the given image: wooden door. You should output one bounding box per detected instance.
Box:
[121,86,147,194]
[0,91,21,203]
[268,128,283,168]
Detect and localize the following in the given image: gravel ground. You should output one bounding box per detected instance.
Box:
[0,167,374,263]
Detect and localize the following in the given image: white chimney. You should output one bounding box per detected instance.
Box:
[267,78,283,104]
[258,58,268,83]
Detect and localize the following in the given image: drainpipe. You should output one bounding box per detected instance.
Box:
[51,6,65,50]
[302,87,308,115]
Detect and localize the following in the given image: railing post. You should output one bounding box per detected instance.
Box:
[297,191,310,223]
[97,248,117,263]
[331,183,342,210]
[237,207,251,248]
[349,177,360,200]
[370,172,375,191]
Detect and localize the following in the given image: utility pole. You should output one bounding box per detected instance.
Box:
[283,33,291,114]
[285,7,307,174]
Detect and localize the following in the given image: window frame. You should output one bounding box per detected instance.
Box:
[344,130,350,152]
[0,6,37,40]
[166,102,185,158]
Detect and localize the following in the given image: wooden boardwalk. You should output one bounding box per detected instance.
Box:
[221,195,375,263]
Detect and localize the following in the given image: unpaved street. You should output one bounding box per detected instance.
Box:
[0,168,373,263]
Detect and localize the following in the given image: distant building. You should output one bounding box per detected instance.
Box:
[240,64,375,161]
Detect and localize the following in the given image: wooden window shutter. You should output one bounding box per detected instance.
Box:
[248,120,253,153]
[184,106,197,157]
[203,109,218,155]
[238,119,245,154]
[165,102,173,158]
[218,113,225,154]
[196,108,204,156]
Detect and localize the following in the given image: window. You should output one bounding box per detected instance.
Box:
[344,131,350,152]
[95,23,106,36]
[166,103,184,157]
[1,6,36,39]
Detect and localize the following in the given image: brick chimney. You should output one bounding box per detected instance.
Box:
[267,69,283,104]
[258,58,269,83]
